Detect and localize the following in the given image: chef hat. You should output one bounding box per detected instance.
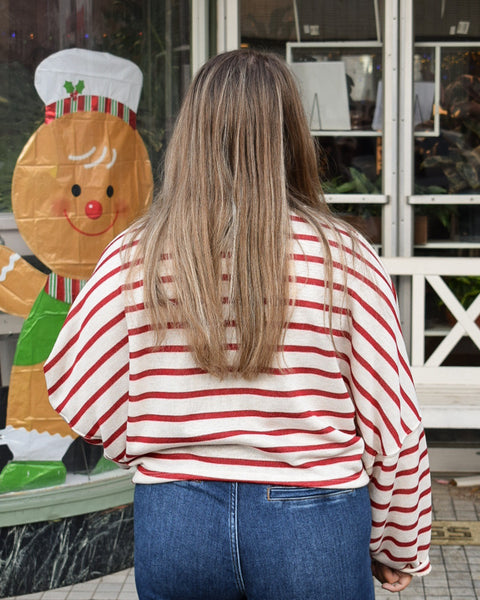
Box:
[35,48,143,128]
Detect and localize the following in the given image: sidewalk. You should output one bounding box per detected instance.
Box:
[4,478,480,600]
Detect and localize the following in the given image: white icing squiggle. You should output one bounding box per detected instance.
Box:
[68,146,97,161]
[106,148,117,169]
[0,253,21,282]
[84,146,108,169]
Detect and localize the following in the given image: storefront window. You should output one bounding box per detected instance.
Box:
[240,0,386,246]
[0,0,190,495]
[0,0,190,212]
[411,1,480,367]
[413,0,480,249]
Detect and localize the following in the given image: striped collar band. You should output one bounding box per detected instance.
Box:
[45,273,87,304]
[45,95,137,129]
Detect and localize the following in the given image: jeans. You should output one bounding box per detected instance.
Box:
[134,481,374,600]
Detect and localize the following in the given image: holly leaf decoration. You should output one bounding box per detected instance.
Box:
[64,81,75,94]
[75,80,85,94]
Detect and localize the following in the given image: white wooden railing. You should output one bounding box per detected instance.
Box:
[383,257,480,429]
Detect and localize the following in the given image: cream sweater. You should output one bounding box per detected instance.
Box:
[45,215,431,575]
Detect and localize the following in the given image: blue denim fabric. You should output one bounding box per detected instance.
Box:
[134,481,374,600]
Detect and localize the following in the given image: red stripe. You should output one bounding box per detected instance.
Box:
[127,408,354,424]
[71,279,81,300]
[371,485,430,512]
[127,427,338,445]
[293,233,319,242]
[290,215,307,223]
[136,464,365,488]
[372,506,431,530]
[392,470,431,497]
[376,535,420,549]
[129,387,351,402]
[256,437,359,454]
[129,110,137,129]
[129,345,189,359]
[139,451,363,470]
[57,276,65,302]
[293,298,349,318]
[128,365,344,379]
[377,548,425,564]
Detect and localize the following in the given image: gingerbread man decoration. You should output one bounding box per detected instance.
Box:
[0,49,153,491]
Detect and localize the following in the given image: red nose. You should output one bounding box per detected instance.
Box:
[85,201,103,219]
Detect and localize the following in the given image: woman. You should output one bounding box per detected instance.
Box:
[44,50,431,599]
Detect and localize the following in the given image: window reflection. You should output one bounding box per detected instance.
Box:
[414,0,480,249]
[240,3,384,200]
[0,0,190,212]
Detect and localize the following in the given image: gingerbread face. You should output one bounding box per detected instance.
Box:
[12,111,153,279]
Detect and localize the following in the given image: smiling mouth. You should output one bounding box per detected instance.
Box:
[63,210,119,236]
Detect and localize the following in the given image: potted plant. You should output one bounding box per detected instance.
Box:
[325,167,383,244]
[441,275,480,326]
[413,184,456,244]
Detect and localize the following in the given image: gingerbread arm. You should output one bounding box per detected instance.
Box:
[0,246,48,318]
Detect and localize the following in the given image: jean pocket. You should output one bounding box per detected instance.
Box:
[267,485,354,502]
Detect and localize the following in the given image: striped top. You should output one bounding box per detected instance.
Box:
[44,215,431,575]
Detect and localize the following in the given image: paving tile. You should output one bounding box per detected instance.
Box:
[95,584,123,592]
[420,586,450,596]
[64,581,98,591]
[448,589,476,598]
[66,592,94,600]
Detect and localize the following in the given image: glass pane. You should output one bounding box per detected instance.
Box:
[293,0,383,43]
[0,0,190,213]
[413,2,480,278]
[240,1,384,200]
[240,0,384,46]
[288,45,382,199]
[413,0,480,248]
[240,0,296,50]
[415,0,480,41]
[0,0,190,494]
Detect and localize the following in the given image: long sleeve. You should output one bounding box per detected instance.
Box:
[368,425,431,574]
[44,236,131,466]
[340,240,432,575]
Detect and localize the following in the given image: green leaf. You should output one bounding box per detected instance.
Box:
[75,80,85,94]
[63,80,74,94]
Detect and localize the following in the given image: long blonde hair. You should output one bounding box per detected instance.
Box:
[131,49,343,378]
